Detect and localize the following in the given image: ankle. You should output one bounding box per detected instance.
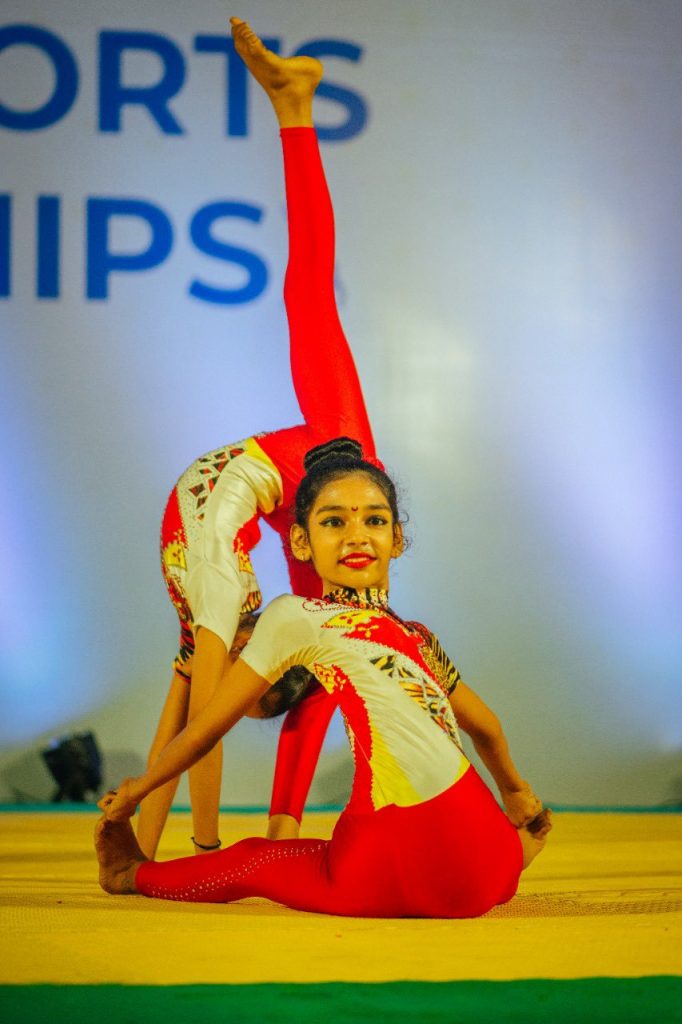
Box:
[192,835,221,853]
[273,97,315,129]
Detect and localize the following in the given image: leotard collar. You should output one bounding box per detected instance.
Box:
[323,586,390,610]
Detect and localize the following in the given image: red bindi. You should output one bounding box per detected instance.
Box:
[351,506,359,511]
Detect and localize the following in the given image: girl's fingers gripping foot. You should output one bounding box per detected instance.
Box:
[527,808,553,838]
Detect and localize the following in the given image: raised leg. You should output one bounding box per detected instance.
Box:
[231,17,374,451]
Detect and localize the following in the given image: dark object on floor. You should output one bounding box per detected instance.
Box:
[41,731,103,802]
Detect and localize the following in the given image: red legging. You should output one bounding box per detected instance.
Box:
[136,767,523,919]
[269,683,337,822]
[258,127,376,598]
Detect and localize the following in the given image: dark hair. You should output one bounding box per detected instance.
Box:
[260,664,315,718]
[295,436,402,528]
[235,611,315,718]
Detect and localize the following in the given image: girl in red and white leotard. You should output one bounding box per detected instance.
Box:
[96,18,551,924]
[97,436,551,918]
[141,30,358,859]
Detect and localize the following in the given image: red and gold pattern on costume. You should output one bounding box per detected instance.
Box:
[233,522,262,612]
[319,587,463,750]
[190,443,248,521]
[160,438,278,675]
[243,588,468,813]
[160,487,193,664]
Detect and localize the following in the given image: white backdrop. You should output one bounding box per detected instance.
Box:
[1,0,680,807]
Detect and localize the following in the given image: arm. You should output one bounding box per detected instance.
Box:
[450,682,542,828]
[100,657,271,821]
[267,683,338,839]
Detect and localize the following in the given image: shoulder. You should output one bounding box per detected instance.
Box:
[406,620,462,695]
[404,619,434,643]
[242,594,321,677]
[257,594,338,636]
[263,593,306,614]
[256,594,308,628]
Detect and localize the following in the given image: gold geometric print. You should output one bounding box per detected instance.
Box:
[369,653,421,683]
[418,631,461,695]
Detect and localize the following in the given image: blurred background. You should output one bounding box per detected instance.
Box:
[1,0,680,808]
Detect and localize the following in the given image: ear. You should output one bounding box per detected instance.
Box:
[290,523,312,562]
[391,523,404,559]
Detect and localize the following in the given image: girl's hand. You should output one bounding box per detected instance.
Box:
[98,777,141,821]
[501,781,543,828]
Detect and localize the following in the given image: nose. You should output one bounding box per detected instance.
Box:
[343,516,370,548]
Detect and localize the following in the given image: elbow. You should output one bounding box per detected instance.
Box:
[469,715,504,750]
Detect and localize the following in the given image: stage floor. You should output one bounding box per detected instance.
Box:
[1,809,681,1021]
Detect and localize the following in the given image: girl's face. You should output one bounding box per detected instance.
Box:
[290,473,403,593]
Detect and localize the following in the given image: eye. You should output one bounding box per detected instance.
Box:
[320,516,344,528]
[366,515,389,526]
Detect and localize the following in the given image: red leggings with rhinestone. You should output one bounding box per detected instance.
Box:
[135,767,522,919]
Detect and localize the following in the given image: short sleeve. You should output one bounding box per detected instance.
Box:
[239,595,320,685]
[410,623,462,696]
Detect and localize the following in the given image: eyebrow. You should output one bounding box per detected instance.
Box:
[315,503,391,514]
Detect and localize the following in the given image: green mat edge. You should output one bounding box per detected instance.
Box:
[1,978,681,1023]
[1,802,681,813]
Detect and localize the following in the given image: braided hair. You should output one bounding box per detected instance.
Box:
[294,436,402,528]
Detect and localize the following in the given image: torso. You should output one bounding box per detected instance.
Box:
[241,588,469,813]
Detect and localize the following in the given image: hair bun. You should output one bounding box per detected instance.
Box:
[303,436,363,474]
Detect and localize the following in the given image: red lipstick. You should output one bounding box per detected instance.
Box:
[339,554,377,569]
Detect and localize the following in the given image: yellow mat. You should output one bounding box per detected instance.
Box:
[1,810,680,985]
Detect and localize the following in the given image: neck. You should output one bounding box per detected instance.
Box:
[322,576,389,595]
[322,585,390,610]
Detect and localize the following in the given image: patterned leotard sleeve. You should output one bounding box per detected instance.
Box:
[406,622,462,696]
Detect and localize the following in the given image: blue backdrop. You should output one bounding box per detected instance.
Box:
[1,0,680,807]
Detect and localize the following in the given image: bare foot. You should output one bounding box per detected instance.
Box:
[519,808,552,869]
[95,816,147,894]
[230,17,322,127]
